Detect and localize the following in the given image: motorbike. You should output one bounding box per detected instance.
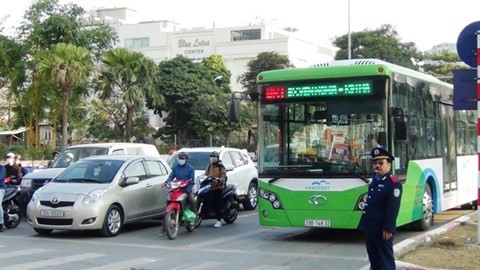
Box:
[163,180,196,240]
[195,175,239,228]
[3,179,22,229]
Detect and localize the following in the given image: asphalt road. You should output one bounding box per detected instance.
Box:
[0,209,473,270]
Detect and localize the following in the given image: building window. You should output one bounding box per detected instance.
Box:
[231,29,261,41]
[125,38,150,48]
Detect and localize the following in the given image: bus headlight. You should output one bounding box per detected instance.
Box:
[259,188,283,209]
[355,193,368,210]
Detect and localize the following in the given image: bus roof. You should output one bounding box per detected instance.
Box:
[257,59,452,88]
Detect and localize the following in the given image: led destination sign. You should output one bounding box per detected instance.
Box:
[287,81,372,98]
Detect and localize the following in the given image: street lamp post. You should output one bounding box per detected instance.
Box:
[348,0,351,60]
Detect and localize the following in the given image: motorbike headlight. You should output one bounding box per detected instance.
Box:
[20,178,32,189]
[82,189,108,205]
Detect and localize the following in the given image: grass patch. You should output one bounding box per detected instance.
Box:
[399,223,480,270]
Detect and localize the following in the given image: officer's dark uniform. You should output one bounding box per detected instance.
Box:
[358,147,402,270]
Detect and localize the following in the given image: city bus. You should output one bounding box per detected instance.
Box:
[250,59,477,231]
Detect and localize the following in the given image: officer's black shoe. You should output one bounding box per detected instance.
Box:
[0,225,5,232]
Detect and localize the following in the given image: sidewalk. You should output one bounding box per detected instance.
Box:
[393,213,474,270]
[358,212,475,270]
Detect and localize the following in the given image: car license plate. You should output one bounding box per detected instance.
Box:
[40,209,65,217]
[304,219,331,227]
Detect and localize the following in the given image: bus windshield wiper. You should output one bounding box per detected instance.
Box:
[344,164,369,183]
[267,166,312,184]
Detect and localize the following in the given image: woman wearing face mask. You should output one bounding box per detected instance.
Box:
[4,153,22,185]
[204,151,227,228]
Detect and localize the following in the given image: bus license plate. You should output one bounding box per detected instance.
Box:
[40,209,65,217]
[304,219,331,227]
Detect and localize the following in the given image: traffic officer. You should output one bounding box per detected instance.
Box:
[358,147,402,270]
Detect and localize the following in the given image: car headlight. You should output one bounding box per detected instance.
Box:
[20,178,32,189]
[30,188,43,203]
[82,189,108,205]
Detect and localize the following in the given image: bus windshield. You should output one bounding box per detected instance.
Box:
[258,101,386,177]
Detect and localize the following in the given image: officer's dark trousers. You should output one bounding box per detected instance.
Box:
[365,232,395,270]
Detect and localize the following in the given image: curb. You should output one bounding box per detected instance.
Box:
[392,213,475,270]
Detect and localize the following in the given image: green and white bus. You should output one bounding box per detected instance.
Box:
[252,59,477,230]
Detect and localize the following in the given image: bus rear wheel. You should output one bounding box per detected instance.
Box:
[411,184,434,231]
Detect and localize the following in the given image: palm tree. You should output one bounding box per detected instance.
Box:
[97,48,164,142]
[36,43,92,148]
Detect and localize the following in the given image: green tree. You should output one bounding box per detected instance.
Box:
[151,55,213,146]
[237,51,294,93]
[97,48,163,142]
[421,50,468,83]
[332,24,422,68]
[36,43,92,148]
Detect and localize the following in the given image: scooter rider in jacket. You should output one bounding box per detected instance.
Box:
[0,164,6,232]
[164,152,196,214]
[204,151,227,228]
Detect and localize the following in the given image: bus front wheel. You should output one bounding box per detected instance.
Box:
[411,184,434,231]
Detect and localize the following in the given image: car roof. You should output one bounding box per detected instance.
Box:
[64,143,154,149]
[81,155,163,162]
[177,147,248,154]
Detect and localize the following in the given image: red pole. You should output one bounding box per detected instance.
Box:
[477,30,480,244]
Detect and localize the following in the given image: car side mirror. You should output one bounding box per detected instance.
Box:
[224,164,235,171]
[124,176,140,186]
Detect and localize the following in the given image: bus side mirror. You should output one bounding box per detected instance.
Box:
[391,107,407,141]
[229,99,240,121]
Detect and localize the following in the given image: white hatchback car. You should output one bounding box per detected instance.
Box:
[166,147,259,210]
[27,155,170,237]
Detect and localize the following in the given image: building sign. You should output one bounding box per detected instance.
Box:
[175,36,213,62]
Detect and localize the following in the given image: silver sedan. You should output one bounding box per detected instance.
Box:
[27,155,170,237]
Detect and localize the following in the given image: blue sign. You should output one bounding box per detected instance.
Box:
[457,21,480,68]
[453,69,477,110]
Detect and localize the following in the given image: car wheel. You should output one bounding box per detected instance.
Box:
[242,181,258,210]
[411,184,434,231]
[34,228,53,235]
[100,205,123,237]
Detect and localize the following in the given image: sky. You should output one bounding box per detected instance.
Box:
[2,0,480,51]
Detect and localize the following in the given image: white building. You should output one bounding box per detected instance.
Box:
[97,7,336,129]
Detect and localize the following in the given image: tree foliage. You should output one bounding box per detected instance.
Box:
[36,43,92,147]
[96,48,163,142]
[237,51,294,93]
[332,24,422,68]
[421,50,468,83]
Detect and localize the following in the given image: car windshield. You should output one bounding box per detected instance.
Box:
[54,159,125,184]
[166,152,211,170]
[52,147,109,168]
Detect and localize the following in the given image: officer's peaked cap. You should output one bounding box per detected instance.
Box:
[371,147,394,161]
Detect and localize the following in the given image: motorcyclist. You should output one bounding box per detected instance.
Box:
[164,151,196,215]
[15,154,29,178]
[204,151,227,228]
[4,153,22,185]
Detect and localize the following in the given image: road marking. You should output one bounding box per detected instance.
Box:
[0,248,53,259]
[171,261,224,270]
[188,228,266,249]
[82,257,162,270]
[250,266,290,270]
[0,253,104,270]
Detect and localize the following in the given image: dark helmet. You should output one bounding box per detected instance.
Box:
[210,151,219,158]
[178,152,189,159]
[53,151,60,157]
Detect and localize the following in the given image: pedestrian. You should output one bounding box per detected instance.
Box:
[204,151,227,228]
[160,152,196,236]
[0,163,6,232]
[358,147,402,270]
[4,152,22,185]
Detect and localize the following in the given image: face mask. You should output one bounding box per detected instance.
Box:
[178,159,186,166]
[210,157,218,163]
[6,158,14,165]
